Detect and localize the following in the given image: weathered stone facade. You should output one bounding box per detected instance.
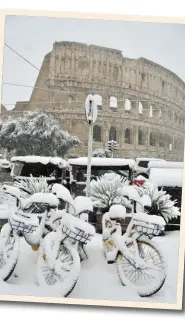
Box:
[2,41,185,160]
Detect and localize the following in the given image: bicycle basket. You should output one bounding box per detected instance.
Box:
[61,214,95,244]
[9,212,39,234]
[133,218,165,236]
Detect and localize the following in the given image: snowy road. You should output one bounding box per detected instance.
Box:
[0,231,180,304]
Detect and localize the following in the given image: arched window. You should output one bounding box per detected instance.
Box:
[93,125,102,142]
[125,99,131,113]
[149,105,153,117]
[138,102,143,114]
[150,132,157,146]
[125,128,131,144]
[110,96,117,109]
[94,94,102,109]
[138,129,144,145]
[109,127,117,141]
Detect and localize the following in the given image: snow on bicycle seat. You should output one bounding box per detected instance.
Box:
[52,183,74,205]
[108,205,126,220]
[21,193,59,209]
[133,212,166,226]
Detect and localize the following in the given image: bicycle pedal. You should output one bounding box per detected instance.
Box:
[107,260,115,265]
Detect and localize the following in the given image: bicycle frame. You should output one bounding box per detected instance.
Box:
[103,200,153,268]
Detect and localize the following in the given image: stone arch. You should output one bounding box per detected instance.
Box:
[93,125,102,142]
[125,99,131,113]
[109,126,117,141]
[110,96,117,109]
[138,128,145,145]
[125,128,132,144]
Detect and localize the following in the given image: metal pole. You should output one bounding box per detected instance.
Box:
[86,121,93,197]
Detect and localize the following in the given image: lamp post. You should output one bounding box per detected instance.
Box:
[85,94,98,197]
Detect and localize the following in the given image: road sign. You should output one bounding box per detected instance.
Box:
[85,94,98,124]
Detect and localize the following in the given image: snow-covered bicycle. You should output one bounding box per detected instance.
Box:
[0,184,95,296]
[0,186,59,281]
[102,195,167,297]
[37,184,95,296]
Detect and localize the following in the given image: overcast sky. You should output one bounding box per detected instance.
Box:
[1,15,185,110]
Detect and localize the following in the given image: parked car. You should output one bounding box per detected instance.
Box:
[133,157,166,179]
[67,157,135,196]
[10,156,68,185]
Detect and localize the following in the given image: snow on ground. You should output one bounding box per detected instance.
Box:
[0,230,180,304]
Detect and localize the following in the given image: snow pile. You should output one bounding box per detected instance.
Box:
[52,183,74,204]
[108,205,126,220]
[11,156,67,168]
[22,193,59,209]
[149,168,183,187]
[68,157,135,168]
[133,212,166,226]
[73,196,93,215]
[61,213,95,238]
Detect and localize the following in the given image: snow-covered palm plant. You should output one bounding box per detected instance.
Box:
[14,175,52,197]
[134,183,180,223]
[89,173,132,213]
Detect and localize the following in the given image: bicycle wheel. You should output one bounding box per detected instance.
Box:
[0,223,20,281]
[117,240,166,297]
[37,234,81,297]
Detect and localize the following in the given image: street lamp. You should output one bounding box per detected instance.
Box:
[85,94,98,197]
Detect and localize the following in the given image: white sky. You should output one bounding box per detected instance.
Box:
[1,15,185,110]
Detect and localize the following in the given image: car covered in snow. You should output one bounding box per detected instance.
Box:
[67,157,135,197]
[0,154,11,171]
[10,156,68,185]
[133,157,166,179]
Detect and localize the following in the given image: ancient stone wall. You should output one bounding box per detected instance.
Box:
[2,41,185,160]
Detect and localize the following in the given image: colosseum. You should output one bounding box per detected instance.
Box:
[1,41,185,160]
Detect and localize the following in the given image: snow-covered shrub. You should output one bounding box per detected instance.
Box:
[92,148,111,158]
[134,183,180,223]
[14,176,52,197]
[0,109,81,156]
[89,173,132,213]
